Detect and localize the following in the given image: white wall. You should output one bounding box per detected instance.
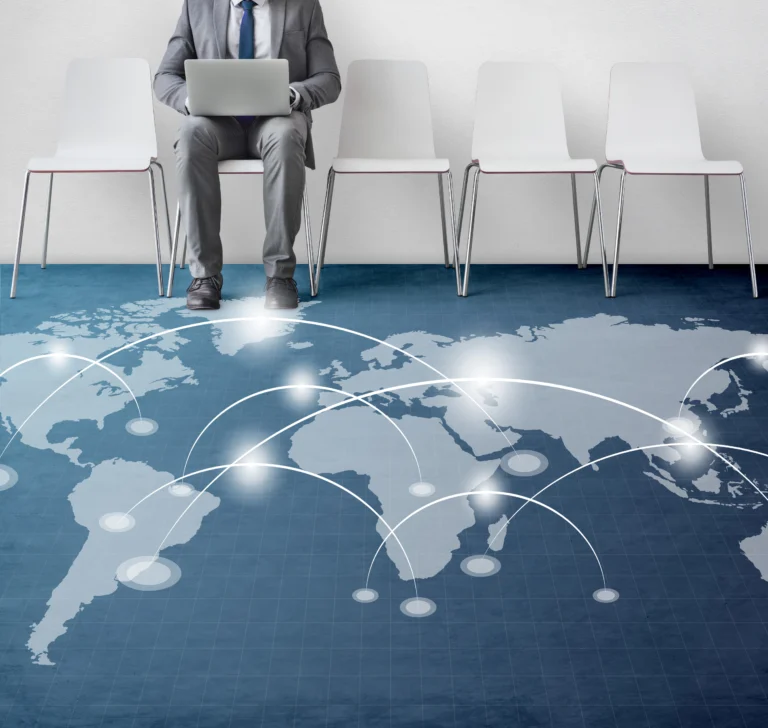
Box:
[1,0,767,266]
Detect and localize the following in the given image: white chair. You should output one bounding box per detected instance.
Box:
[166,160,316,297]
[458,62,608,297]
[314,60,460,295]
[10,58,170,299]
[583,63,758,298]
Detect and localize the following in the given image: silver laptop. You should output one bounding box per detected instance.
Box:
[185,59,291,117]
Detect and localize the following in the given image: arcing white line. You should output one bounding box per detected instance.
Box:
[182,384,422,483]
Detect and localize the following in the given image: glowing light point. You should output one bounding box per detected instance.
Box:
[352,588,379,604]
[400,597,437,618]
[593,588,620,604]
[168,483,195,498]
[99,512,136,533]
[116,556,181,592]
[126,418,158,437]
[663,417,697,437]
[409,482,436,498]
[501,450,549,477]
[461,555,501,578]
[0,465,19,491]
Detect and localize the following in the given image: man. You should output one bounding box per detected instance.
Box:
[154,0,341,310]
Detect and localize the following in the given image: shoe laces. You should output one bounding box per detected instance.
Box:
[266,277,298,293]
[188,277,222,292]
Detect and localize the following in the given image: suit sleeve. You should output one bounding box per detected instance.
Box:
[154,0,196,114]
[290,0,342,112]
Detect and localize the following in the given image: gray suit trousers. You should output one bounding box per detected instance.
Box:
[175,111,309,280]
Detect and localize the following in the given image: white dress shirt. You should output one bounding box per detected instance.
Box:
[227,0,272,60]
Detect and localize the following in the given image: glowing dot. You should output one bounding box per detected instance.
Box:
[126,418,158,437]
[116,556,181,591]
[352,588,379,604]
[409,482,436,498]
[168,483,195,498]
[0,465,19,491]
[99,512,135,533]
[500,450,548,477]
[461,555,501,578]
[400,597,437,618]
[593,588,620,604]
[663,417,697,436]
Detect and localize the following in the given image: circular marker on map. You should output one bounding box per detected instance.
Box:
[409,482,436,498]
[461,555,501,578]
[168,483,195,498]
[663,417,697,437]
[116,556,181,592]
[352,588,379,604]
[593,588,620,604]
[0,465,19,491]
[99,512,136,533]
[500,450,549,477]
[126,418,158,437]
[400,597,437,618]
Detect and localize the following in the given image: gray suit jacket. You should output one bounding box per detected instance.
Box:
[154,0,341,168]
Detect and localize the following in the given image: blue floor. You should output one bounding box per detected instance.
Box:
[1,263,768,727]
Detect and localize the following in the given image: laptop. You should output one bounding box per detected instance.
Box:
[185,59,291,117]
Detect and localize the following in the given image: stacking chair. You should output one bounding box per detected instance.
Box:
[10,58,170,299]
[166,160,316,297]
[314,60,460,295]
[458,63,608,297]
[583,63,758,298]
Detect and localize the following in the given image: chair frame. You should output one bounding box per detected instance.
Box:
[166,165,317,298]
[313,169,461,295]
[582,163,758,298]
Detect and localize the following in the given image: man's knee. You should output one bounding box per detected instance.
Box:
[260,119,306,163]
[175,116,219,157]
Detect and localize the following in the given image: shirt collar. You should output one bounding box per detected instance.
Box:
[232,0,267,7]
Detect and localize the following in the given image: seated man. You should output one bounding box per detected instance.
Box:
[154,0,341,310]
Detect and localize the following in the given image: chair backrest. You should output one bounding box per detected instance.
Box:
[472,63,571,161]
[605,63,704,163]
[56,58,157,159]
[336,60,437,159]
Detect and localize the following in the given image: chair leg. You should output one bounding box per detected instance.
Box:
[610,169,627,298]
[583,163,611,267]
[592,172,610,298]
[147,167,165,297]
[152,161,174,260]
[571,173,583,269]
[180,236,187,269]
[704,175,713,270]
[456,162,478,258]
[438,174,450,268]
[739,173,759,298]
[446,171,461,296]
[41,174,54,269]
[167,203,182,298]
[303,185,317,298]
[460,166,482,297]
[10,171,32,299]
[313,169,336,295]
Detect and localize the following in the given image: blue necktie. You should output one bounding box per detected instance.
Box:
[239,0,256,59]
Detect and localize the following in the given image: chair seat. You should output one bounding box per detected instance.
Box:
[617,158,743,176]
[332,157,451,174]
[477,158,598,174]
[218,159,265,174]
[28,155,153,173]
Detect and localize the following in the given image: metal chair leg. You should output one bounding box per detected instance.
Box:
[147,166,164,297]
[739,173,759,298]
[456,162,478,256]
[152,161,173,260]
[704,175,713,270]
[446,171,461,296]
[167,203,182,297]
[10,171,32,299]
[438,174,450,268]
[42,174,54,269]
[571,173,583,269]
[313,169,336,294]
[610,169,627,298]
[584,163,612,267]
[460,166,482,297]
[593,172,610,297]
[303,185,316,298]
